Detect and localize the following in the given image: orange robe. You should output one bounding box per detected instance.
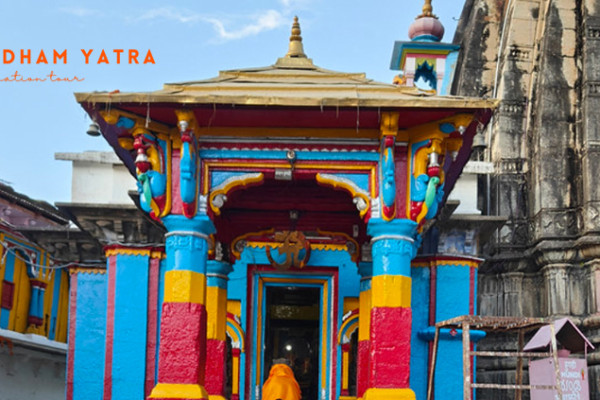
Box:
[262,364,302,400]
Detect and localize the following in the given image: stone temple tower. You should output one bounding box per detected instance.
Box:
[452,0,600,397]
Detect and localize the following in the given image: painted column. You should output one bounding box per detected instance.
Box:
[103,246,152,400]
[356,261,372,399]
[363,218,418,400]
[205,260,233,400]
[432,256,481,400]
[231,348,241,400]
[67,267,108,400]
[27,279,46,330]
[149,215,215,400]
[340,342,351,396]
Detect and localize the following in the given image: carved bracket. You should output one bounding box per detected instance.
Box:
[209,173,265,216]
[175,110,199,218]
[133,129,171,220]
[379,112,400,221]
[408,115,472,228]
[316,173,370,218]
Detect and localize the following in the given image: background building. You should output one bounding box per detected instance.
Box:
[0,183,70,400]
[453,0,600,397]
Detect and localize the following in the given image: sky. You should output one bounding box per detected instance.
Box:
[0,0,464,204]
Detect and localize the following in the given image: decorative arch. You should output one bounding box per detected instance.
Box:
[338,310,359,397]
[338,311,359,345]
[226,313,245,400]
[226,313,245,351]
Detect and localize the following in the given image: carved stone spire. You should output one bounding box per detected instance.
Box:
[286,16,307,58]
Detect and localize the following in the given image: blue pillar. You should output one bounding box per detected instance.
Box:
[363,218,418,400]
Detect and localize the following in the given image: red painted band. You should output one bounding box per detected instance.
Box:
[331,272,339,399]
[469,267,475,315]
[172,150,183,214]
[205,339,226,395]
[30,280,47,289]
[357,339,370,398]
[103,256,117,400]
[429,265,436,325]
[369,306,412,388]
[157,302,207,384]
[66,273,78,400]
[428,264,437,385]
[395,149,408,218]
[145,256,160,398]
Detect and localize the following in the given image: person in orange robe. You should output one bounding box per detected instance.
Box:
[262,362,302,400]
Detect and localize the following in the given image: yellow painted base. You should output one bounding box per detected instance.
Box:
[363,388,416,400]
[208,396,227,400]
[371,275,412,308]
[149,383,208,399]
[164,270,206,304]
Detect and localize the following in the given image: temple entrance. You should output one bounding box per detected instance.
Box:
[263,286,320,400]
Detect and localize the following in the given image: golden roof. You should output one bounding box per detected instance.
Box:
[75,17,496,110]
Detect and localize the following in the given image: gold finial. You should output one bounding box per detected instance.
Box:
[286,16,307,58]
[418,0,437,18]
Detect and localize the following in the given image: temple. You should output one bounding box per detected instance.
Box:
[68,8,495,400]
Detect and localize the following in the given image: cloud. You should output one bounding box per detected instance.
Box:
[126,7,287,41]
[278,0,312,10]
[60,7,103,17]
[136,7,202,24]
[206,10,286,41]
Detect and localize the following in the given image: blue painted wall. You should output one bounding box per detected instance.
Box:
[49,268,64,340]
[434,264,473,399]
[72,272,107,400]
[111,254,150,400]
[410,266,430,399]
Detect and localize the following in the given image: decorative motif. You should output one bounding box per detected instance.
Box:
[371,238,416,260]
[316,229,360,262]
[410,138,444,225]
[68,267,107,275]
[105,247,152,257]
[265,231,311,270]
[316,173,370,218]
[165,235,210,251]
[133,129,170,220]
[176,110,199,218]
[379,112,399,221]
[209,173,265,216]
[230,229,275,259]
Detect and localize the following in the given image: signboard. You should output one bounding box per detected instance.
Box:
[530,358,589,400]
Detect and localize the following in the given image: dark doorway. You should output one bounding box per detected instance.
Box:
[264,286,321,400]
